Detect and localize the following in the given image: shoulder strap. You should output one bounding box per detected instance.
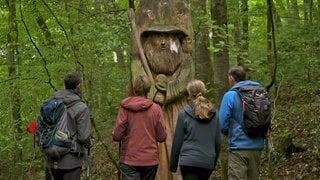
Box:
[231,87,243,98]
[66,99,82,108]
[230,88,245,126]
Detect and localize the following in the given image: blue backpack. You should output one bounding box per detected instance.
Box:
[36,98,80,158]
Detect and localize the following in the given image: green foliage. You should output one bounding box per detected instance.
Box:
[1,0,320,178]
[1,0,132,178]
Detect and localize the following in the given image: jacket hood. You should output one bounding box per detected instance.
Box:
[184,101,216,123]
[230,80,261,90]
[51,90,81,104]
[120,96,153,112]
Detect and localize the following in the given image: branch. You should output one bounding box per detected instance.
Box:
[266,0,278,91]
[19,0,56,91]
[41,0,84,71]
[127,8,154,84]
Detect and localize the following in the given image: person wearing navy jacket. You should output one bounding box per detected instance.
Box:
[170,80,221,180]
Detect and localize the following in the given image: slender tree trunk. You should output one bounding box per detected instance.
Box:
[6,0,23,179]
[211,0,229,179]
[240,0,249,65]
[233,0,241,63]
[303,0,311,24]
[267,0,273,77]
[33,0,55,46]
[318,0,320,58]
[191,0,213,97]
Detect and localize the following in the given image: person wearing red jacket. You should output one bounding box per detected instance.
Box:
[112,75,167,180]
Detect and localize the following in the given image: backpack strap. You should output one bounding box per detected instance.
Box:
[66,99,82,108]
[230,88,245,127]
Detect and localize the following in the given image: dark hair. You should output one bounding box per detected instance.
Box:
[133,75,151,96]
[64,72,82,90]
[228,66,247,82]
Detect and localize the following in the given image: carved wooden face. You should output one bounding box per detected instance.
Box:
[143,32,183,75]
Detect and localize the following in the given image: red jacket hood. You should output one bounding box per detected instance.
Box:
[120,96,153,112]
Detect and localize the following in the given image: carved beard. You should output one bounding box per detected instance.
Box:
[144,35,183,75]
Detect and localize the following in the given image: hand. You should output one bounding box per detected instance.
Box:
[153,92,165,105]
[155,74,167,92]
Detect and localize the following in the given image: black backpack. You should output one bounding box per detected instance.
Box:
[234,85,272,137]
[36,98,80,158]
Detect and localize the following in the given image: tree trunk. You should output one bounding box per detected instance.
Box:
[211,0,229,179]
[267,0,273,78]
[191,0,213,98]
[6,0,23,179]
[32,0,56,46]
[240,0,249,65]
[318,0,320,59]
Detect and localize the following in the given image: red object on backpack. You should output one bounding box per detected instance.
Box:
[26,121,37,135]
[26,121,37,148]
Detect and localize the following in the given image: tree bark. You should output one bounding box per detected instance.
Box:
[6,0,23,179]
[33,0,56,46]
[211,0,229,179]
[191,0,213,95]
[240,0,249,65]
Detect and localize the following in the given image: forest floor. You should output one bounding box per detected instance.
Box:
[211,99,320,179]
[91,96,320,180]
[93,126,320,180]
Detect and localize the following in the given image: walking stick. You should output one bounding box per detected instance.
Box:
[127,8,154,84]
[118,141,122,180]
[86,148,92,179]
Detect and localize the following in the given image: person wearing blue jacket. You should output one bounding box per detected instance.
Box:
[219,66,264,179]
[170,80,221,180]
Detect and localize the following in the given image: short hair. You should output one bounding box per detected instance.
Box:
[133,75,151,96]
[228,66,247,82]
[64,72,83,90]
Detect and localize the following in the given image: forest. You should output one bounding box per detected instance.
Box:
[0,0,319,179]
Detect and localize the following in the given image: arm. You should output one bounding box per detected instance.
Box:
[112,107,128,141]
[76,105,93,148]
[218,91,234,135]
[155,105,167,142]
[214,115,221,169]
[166,55,194,104]
[169,111,185,172]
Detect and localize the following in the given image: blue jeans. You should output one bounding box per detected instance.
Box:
[119,163,158,180]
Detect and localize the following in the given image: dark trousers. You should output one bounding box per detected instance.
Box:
[45,167,81,180]
[119,163,158,180]
[180,165,212,180]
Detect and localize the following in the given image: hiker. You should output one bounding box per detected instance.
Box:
[170,80,221,180]
[219,66,265,179]
[112,75,167,180]
[43,72,93,180]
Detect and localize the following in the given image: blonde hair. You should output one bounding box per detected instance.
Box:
[187,80,213,119]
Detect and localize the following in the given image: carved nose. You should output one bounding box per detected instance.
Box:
[161,41,166,49]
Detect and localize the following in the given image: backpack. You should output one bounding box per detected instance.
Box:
[234,85,272,137]
[36,98,80,158]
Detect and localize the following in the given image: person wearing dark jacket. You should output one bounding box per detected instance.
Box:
[170,80,221,180]
[219,66,264,179]
[112,75,167,180]
[46,72,93,180]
